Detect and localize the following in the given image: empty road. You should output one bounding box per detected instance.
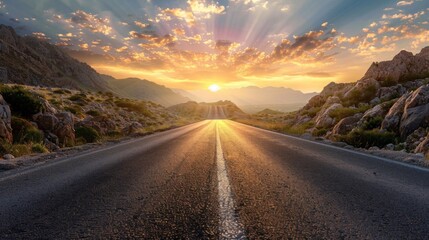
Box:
[1,120,429,239]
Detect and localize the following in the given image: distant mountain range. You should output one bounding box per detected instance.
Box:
[0,24,188,106]
[175,87,318,113]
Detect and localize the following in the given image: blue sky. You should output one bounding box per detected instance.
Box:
[0,0,428,91]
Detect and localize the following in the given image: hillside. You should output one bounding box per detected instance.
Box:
[0,24,189,106]
[241,46,429,157]
[104,76,190,107]
[0,83,191,161]
[168,101,247,119]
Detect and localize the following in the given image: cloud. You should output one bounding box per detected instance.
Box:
[397,1,414,6]
[270,29,337,63]
[134,21,148,29]
[32,32,50,41]
[69,10,112,35]
[130,31,176,48]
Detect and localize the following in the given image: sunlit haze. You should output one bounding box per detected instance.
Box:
[1,0,428,92]
[208,84,221,92]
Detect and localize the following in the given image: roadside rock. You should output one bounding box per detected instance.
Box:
[400,85,429,138]
[33,113,59,131]
[382,92,411,133]
[0,94,12,143]
[122,122,143,135]
[315,103,343,128]
[331,114,362,136]
[3,154,14,160]
[53,112,75,147]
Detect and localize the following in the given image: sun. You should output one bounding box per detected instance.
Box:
[208,84,221,92]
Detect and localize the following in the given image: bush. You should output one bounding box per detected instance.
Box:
[69,94,87,102]
[8,144,32,157]
[329,105,370,120]
[53,89,71,94]
[339,129,397,148]
[0,85,42,118]
[11,117,44,144]
[313,128,328,137]
[361,116,383,130]
[31,143,49,153]
[343,85,377,106]
[75,126,100,143]
[86,110,101,117]
[115,100,153,117]
[64,106,82,115]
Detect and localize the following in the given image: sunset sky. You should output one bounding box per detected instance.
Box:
[0,0,428,92]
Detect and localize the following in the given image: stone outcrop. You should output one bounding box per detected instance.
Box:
[363,48,429,84]
[0,94,12,143]
[314,103,343,128]
[331,114,362,136]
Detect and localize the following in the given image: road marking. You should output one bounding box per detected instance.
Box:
[216,122,246,239]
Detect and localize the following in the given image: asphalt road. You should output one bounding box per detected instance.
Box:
[1,119,429,239]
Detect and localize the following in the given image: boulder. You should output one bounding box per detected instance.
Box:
[343,78,380,99]
[377,85,406,101]
[331,114,362,135]
[3,154,14,160]
[315,103,343,128]
[33,113,59,131]
[0,94,12,143]
[122,122,143,135]
[415,133,429,154]
[53,112,75,147]
[399,85,429,138]
[381,92,411,132]
[405,128,427,152]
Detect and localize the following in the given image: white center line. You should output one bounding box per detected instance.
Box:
[216,122,246,239]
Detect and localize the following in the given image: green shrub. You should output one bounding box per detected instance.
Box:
[361,116,383,130]
[86,110,101,117]
[31,143,49,153]
[69,94,87,102]
[343,85,377,106]
[0,85,42,118]
[329,105,369,120]
[64,106,82,115]
[313,128,328,137]
[11,117,44,144]
[339,129,397,148]
[115,100,153,117]
[53,89,71,94]
[75,126,100,143]
[8,144,32,157]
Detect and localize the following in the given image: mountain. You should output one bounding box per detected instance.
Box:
[0,24,189,106]
[0,24,109,91]
[168,100,247,119]
[262,46,429,156]
[189,86,317,110]
[104,76,190,107]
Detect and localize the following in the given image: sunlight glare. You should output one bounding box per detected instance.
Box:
[208,84,221,92]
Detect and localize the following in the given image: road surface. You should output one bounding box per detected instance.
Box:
[0,120,429,239]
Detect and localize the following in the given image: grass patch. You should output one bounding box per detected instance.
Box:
[75,126,100,143]
[0,85,42,118]
[11,117,44,144]
[337,129,397,148]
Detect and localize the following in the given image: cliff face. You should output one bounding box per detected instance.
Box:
[281,46,429,155]
[0,25,109,91]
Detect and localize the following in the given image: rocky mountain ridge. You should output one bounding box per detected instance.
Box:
[283,46,429,156]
